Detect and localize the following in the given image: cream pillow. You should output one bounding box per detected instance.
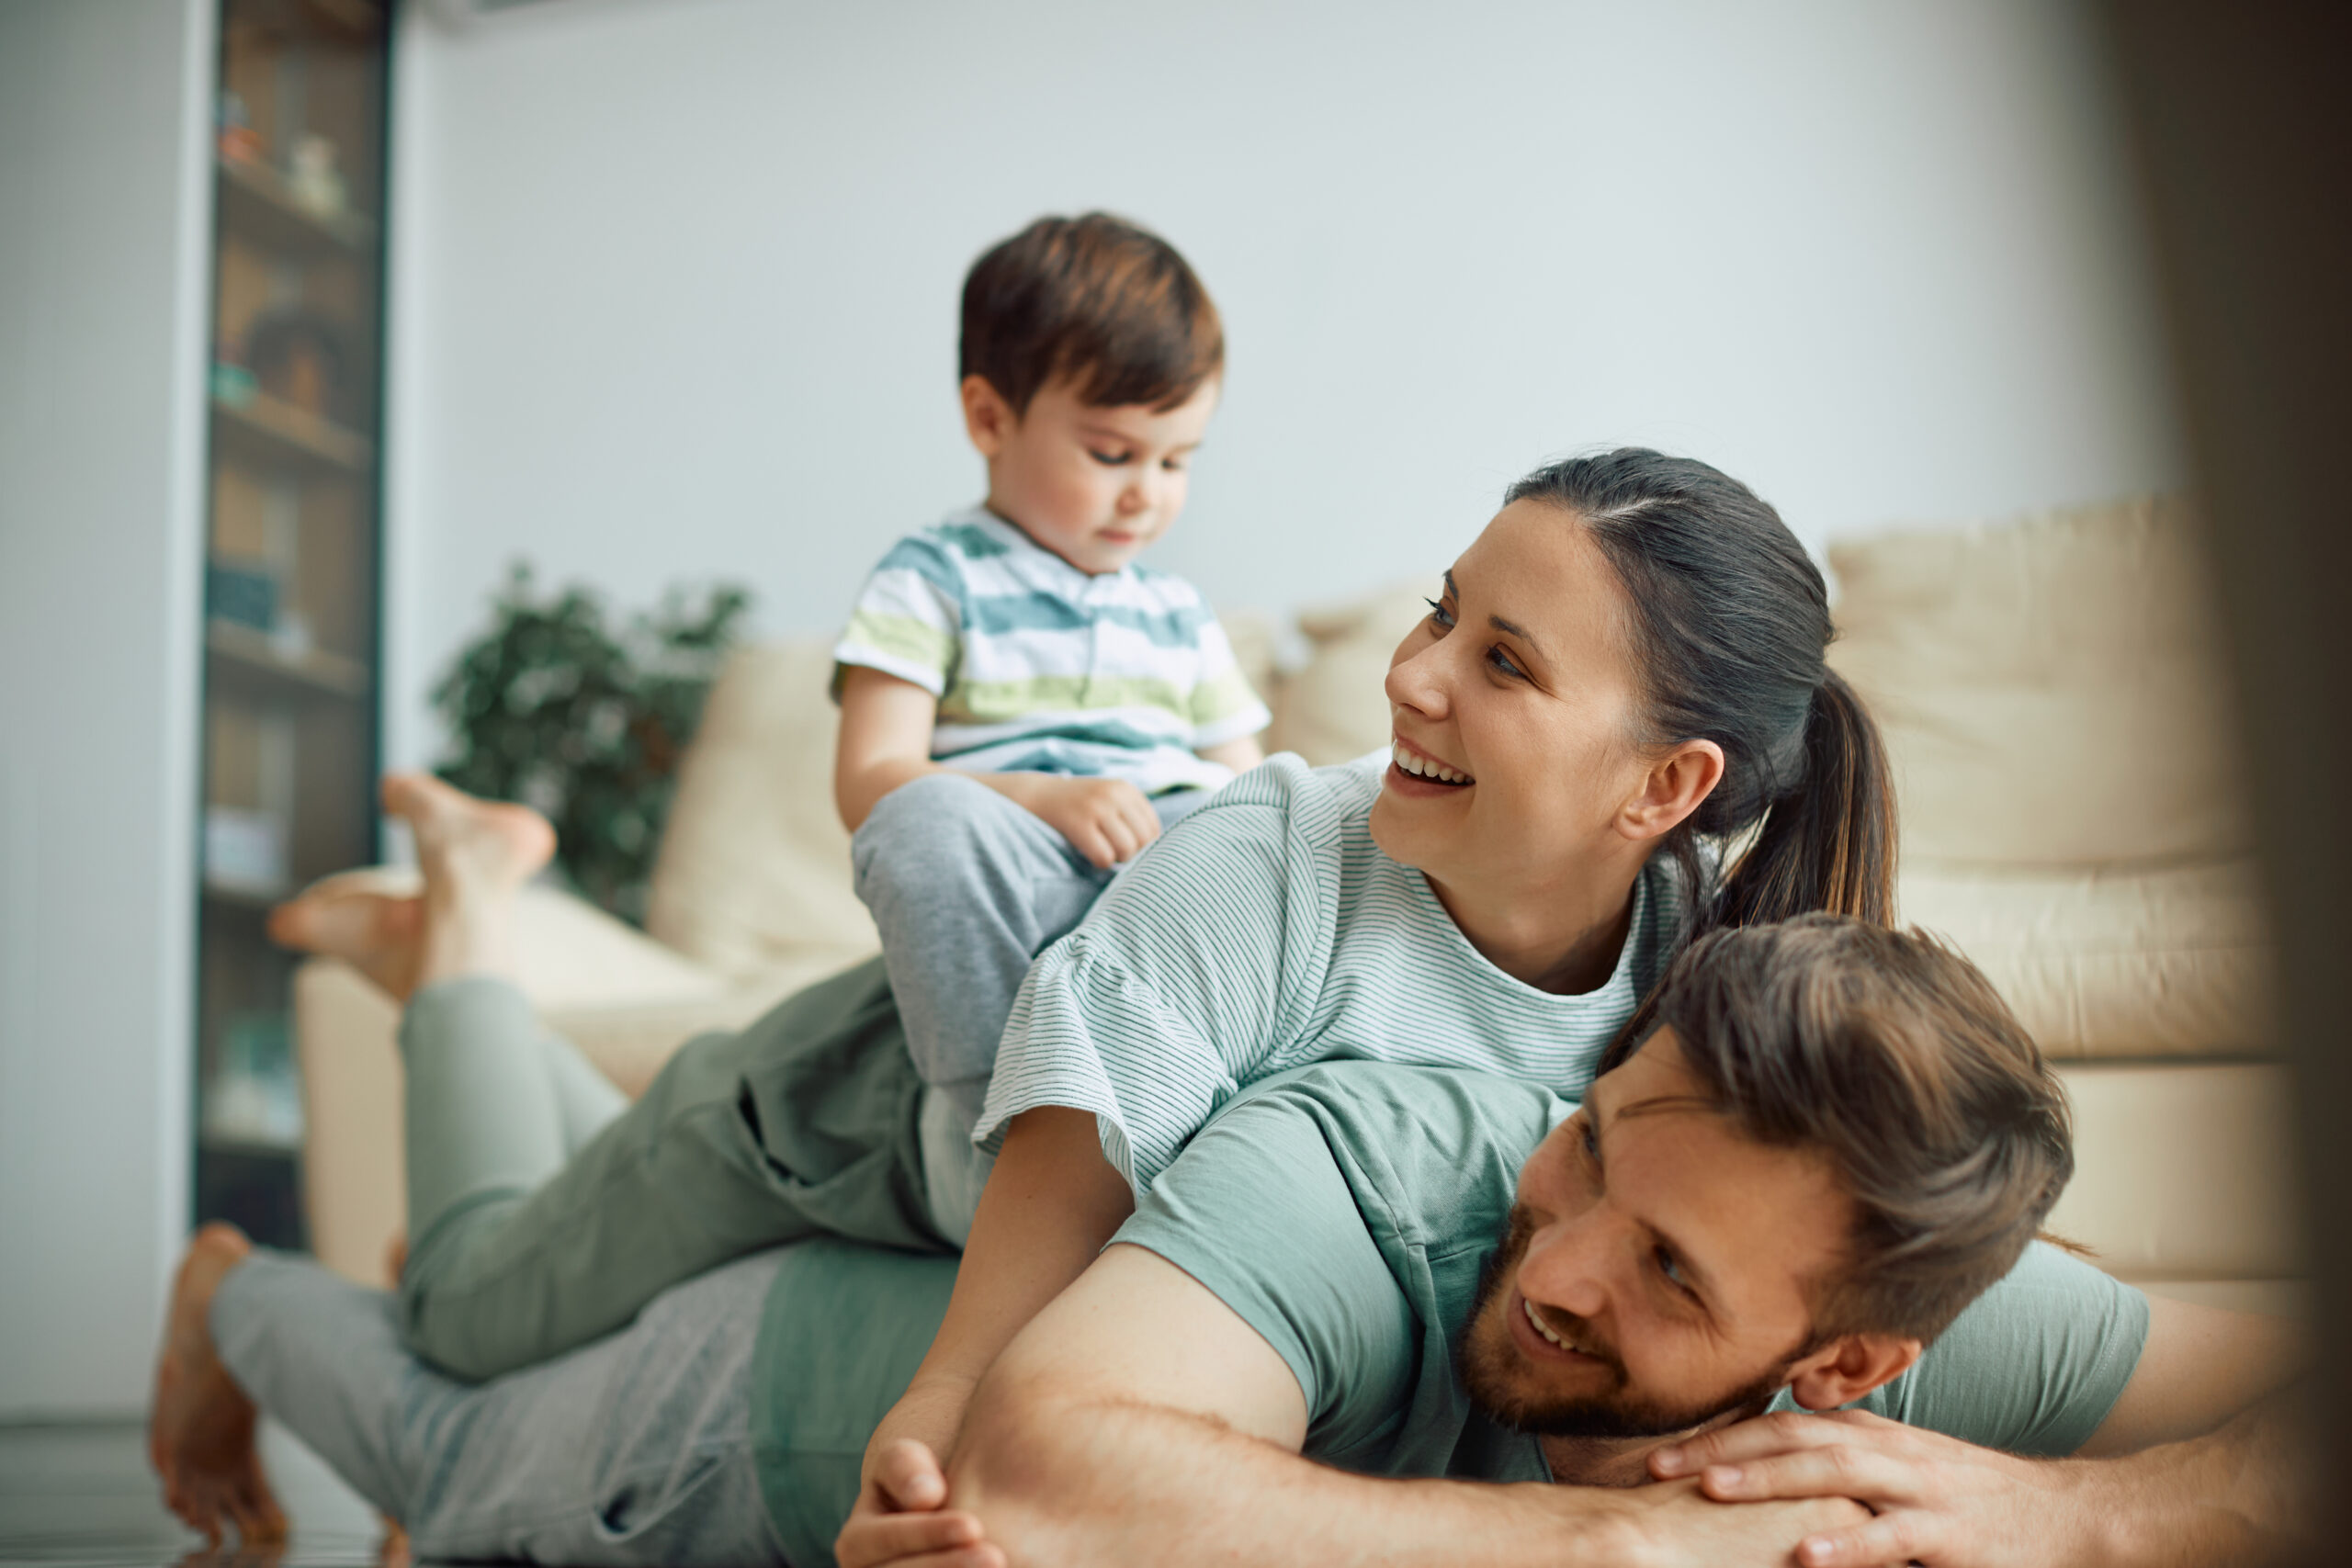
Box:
[1269,582,1432,764]
[645,641,880,984]
[1827,496,2252,866]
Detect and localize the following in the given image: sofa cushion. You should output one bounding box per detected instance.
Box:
[1827,495,2252,867]
[646,641,881,984]
[1899,857,2276,1059]
[1268,582,1430,764]
[2048,1061,2303,1283]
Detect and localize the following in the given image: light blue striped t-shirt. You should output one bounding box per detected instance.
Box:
[976,751,1697,1192]
[832,509,1271,795]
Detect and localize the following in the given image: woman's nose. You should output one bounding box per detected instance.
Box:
[1385,638,1449,718]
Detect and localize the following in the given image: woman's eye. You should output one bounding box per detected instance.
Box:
[1578,1117,1598,1161]
[1487,646,1525,679]
[1424,596,1456,630]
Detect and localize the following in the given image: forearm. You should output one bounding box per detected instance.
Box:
[862,1109,1134,1480]
[835,755,1067,836]
[949,1395,1631,1568]
[2060,1391,2312,1565]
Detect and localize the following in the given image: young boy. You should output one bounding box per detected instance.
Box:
[828,213,1267,1237]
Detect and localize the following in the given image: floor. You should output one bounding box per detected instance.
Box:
[0,1421,381,1568]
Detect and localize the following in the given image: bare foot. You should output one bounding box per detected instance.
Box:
[268,870,425,1000]
[150,1224,287,1549]
[379,773,556,990]
[380,773,555,891]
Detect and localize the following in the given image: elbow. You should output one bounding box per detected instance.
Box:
[944,1374,1102,1560]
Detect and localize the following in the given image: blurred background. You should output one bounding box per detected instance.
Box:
[0,2,2343,1543]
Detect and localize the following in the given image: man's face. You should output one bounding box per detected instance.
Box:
[1457,1028,1854,1439]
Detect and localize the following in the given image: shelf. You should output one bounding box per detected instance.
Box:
[211,388,373,475]
[202,882,287,914]
[300,0,387,39]
[207,618,372,700]
[199,1133,304,1160]
[216,155,377,255]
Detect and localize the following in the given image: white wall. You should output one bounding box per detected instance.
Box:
[0,0,214,1414]
[387,0,2179,768]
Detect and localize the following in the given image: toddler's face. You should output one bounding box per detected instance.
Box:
[965,375,1219,575]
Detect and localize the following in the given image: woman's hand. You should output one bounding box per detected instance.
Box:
[836,1438,1001,1568]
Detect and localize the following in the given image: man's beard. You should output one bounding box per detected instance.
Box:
[1454,1206,1803,1440]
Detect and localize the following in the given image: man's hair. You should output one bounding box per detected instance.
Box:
[959,212,1223,416]
[1604,915,2074,1345]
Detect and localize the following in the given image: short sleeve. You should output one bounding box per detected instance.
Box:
[1824,1243,2152,1456]
[973,789,1321,1190]
[832,534,965,699]
[1185,615,1272,749]
[1114,1085,1419,1461]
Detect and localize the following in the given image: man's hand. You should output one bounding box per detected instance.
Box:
[996,773,1161,869]
[837,1439,1001,1568]
[1652,1409,2088,1568]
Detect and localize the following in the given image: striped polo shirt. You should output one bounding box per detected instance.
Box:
[832,509,1271,795]
[975,751,1697,1193]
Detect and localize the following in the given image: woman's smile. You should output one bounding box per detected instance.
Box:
[1387,734,1476,797]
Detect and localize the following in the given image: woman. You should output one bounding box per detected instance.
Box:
[152,448,1894,1560]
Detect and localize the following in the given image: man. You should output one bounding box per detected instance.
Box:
[154,920,2305,1565]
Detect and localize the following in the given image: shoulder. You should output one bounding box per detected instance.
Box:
[1193,750,1384,834]
[1825,1242,2151,1457]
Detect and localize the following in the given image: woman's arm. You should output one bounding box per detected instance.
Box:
[843,1107,1134,1542]
[834,666,1163,866]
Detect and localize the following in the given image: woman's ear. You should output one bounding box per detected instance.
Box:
[1615,739,1724,844]
[961,375,1014,458]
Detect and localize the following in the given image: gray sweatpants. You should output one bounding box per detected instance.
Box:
[214,1247,788,1566]
[394,772,1204,1382]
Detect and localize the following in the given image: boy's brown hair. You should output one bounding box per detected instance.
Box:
[959,213,1224,416]
[1610,915,2075,1345]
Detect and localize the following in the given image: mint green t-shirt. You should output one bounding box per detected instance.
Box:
[751,1063,2150,1558]
[1118,1063,2153,1482]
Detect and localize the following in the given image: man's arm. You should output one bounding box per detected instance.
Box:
[906,1245,1861,1568]
[1647,1297,2314,1567]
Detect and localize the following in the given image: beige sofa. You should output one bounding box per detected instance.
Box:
[299,498,2304,1315]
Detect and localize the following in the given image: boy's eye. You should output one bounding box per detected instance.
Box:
[1089,448,1133,466]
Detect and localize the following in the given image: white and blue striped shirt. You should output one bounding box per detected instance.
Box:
[976,752,1696,1193]
[832,510,1270,795]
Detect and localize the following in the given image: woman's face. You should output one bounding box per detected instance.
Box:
[1369,500,1658,892]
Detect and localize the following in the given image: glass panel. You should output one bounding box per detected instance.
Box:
[196,0,390,1249]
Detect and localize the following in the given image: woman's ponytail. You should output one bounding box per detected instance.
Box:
[1714,668,1897,929]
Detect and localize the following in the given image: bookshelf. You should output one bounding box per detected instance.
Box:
[195,0,391,1249]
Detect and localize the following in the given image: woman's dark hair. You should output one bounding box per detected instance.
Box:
[1504,449,1896,936]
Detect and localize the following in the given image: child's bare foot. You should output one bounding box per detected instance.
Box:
[380,773,556,989]
[268,870,425,999]
[149,1224,287,1549]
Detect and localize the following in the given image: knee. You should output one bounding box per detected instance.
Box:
[853,773,1020,897]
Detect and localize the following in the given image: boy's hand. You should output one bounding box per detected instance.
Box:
[1001,775,1161,870]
